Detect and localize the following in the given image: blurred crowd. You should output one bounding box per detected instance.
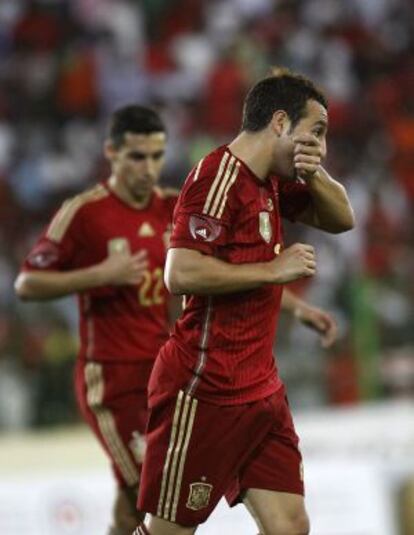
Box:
[1,0,414,429]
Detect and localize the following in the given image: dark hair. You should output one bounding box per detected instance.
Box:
[241,67,328,132]
[109,105,166,148]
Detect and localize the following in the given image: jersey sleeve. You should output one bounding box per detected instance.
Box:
[170,151,241,255]
[279,179,312,222]
[22,201,83,272]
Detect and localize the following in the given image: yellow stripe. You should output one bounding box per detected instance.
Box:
[47,184,108,242]
[157,391,184,517]
[202,152,230,215]
[216,161,240,219]
[84,363,139,486]
[163,395,192,519]
[85,364,137,484]
[193,158,204,182]
[170,397,198,521]
[208,156,236,217]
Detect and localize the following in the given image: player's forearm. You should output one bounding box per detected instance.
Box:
[306,167,355,233]
[165,248,271,296]
[14,266,107,301]
[281,288,308,316]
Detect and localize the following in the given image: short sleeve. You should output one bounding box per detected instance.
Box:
[170,151,240,255]
[279,179,312,222]
[22,205,82,272]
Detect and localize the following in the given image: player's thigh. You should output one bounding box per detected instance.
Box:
[244,488,309,535]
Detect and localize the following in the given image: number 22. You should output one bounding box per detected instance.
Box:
[138,268,164,306]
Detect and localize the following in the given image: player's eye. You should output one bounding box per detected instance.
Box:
[127,151,165,161]
[312,125,327,138]
[151,151,165,161]
[128,152,146,161]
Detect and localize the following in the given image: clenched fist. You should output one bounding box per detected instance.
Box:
[268,243,316,284]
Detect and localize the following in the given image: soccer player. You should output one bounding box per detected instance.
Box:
[14,105,179,535]
[134,69,354,535]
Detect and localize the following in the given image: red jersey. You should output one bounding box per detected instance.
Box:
[22,182,177,363]
[167,145,311,405]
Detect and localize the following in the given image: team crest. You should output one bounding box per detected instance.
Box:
[108,237,130,255]
[259,212,272,243]
[186,482,213,511]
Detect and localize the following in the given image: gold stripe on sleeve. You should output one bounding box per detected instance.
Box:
[202,152,230,215]
[47,184,108,242]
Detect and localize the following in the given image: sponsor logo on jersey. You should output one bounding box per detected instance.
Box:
[189,215,222,242]
[259,211,272,243]
[186,482,213,511]
[138,222,155,237]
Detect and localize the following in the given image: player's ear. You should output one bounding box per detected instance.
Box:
[270,110,291,137]
[104,140,117,161]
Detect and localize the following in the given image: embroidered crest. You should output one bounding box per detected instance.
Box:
[186,482,213,511]
[108,237,130,255]
[259,212,272,243]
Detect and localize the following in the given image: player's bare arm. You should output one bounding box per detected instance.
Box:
[14,249,148,300]
[293,134,355,233]
[282,288,338,348]
[165,243,316,296]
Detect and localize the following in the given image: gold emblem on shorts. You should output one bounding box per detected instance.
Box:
[259,212,272,243]
[186,482,213,511]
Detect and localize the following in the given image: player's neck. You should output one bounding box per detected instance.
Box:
[107,175,152,210]
[228,132,273,182]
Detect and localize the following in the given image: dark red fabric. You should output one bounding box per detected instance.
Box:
[166,146,311,405]
[22,184,177,363]
[138,363,302,526]
[75,358,152,487]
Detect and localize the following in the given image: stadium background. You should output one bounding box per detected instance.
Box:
[0,0,413,533]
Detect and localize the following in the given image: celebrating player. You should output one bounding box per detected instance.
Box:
[14,105,179,535]
[134,69,354,535]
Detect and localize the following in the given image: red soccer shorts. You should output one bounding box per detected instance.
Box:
[75,358,153,488]
[137,357,303,526]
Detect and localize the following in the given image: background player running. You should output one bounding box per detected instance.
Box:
[14,105,179,535]
[135,69,354,535]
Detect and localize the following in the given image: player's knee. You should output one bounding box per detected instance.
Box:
[274,511,310,535]
[263,510,310,535]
